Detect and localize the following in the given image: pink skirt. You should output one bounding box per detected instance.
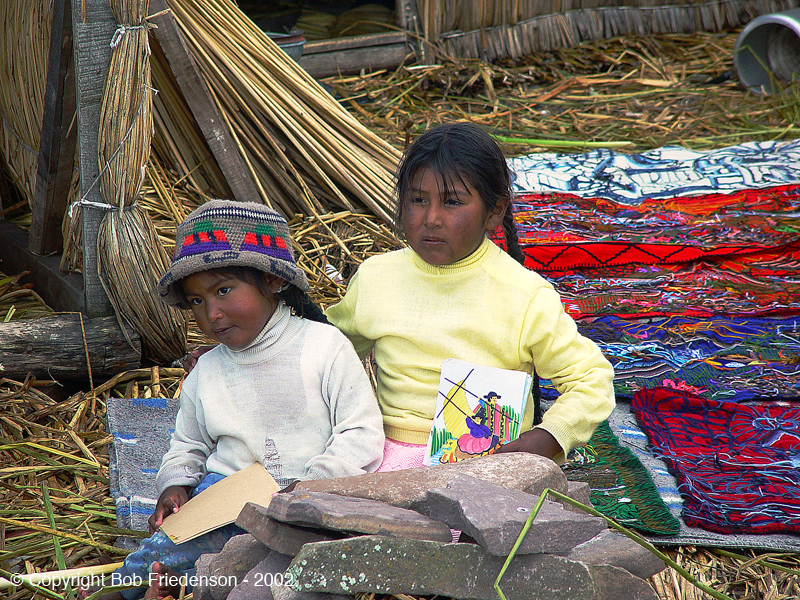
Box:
[376,438,427,472]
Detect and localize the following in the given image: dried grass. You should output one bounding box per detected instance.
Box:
[323,30,799,154]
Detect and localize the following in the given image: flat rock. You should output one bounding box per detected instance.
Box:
[287,535,605,600]
[589,564,660,600]
[194,534,271,600]
[227,552,293,600]
[564,481,592,512]
[237,502,346,556]
[296,453,567,515]
[264,491,452,542]
[427,474,606,555]
[565,529,666,580]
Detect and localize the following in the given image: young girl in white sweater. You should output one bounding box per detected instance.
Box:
[103,200,384,600]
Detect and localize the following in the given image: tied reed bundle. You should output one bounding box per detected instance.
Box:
[95,0,187,363]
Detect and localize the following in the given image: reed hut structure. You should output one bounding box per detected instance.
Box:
[0,0,793,374]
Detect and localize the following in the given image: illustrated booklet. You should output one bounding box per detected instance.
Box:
[424,358,532,465]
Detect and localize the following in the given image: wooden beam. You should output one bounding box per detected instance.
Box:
[298,32,414,78]
[70,0,116,317]
[0,313,140,381]
[149,0,262,203]
[30,0,77,256]
[0,220,85,313]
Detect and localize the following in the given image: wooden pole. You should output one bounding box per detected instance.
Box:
[31,0,76,256]
[0,313,140,381]
[70,0,117,317]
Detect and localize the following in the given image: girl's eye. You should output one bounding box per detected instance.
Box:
[217,287,231,297]
[409,196,425,205]
[444,196,463,206]
[188,297,202,306]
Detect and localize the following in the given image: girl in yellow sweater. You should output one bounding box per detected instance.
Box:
[326,121,615,469]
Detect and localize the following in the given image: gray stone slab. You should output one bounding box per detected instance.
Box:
[237,502,346,556]
[286,535,600,600]
[427,474,606,555]
[193,533,271,600]
[564,481,592,512]
[265,491,452,542]
[296,453,567,515]
[193,554,216,600]
[565,529,666,580]
[589,564,660,600]
[227,552,293,600]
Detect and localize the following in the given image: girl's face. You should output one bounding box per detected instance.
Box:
[402,168,507,266]
[182,271,283,350]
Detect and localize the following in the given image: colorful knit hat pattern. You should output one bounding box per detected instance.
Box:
[158,200,309,308]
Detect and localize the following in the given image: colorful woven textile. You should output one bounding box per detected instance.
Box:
[504,185,800,272]
[490,139,800,320]
[563,421,680,535]
[508,139,800,201]
[576,314,800,402]
[631,387,800,535]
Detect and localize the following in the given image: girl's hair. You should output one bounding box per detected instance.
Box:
[182,266,329,324]
[394,122,526,265]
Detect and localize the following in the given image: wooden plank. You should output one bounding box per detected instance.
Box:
[0,313,140,381]
[298,41,414,79]
[149,0,261,203]
[0,219,85,313]
[30,0,76,256]
[301,31,410,54]
[71,0,116,317]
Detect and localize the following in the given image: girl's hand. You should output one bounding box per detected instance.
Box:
[495,428,561,461]
[148,485,190,533]
[176,345,216,373]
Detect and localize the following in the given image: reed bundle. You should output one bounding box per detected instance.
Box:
[0,0,50,208]
[164,0,401,224]
[89,0,187,363]
[417,0,796,61]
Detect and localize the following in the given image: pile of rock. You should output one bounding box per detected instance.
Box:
[194,453,665,600]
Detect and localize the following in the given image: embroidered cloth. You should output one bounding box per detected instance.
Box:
[631,387,800,535]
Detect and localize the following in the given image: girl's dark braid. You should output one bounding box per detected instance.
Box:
[502,203,526,266]
[278,285,330,324]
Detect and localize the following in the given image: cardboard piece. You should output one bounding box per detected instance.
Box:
[160,463,280,544]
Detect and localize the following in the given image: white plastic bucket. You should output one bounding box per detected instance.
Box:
[733,8,800,94]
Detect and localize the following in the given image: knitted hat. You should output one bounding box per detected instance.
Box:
[158,200,309,308]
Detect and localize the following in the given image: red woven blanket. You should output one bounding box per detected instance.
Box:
[631,387,800,534]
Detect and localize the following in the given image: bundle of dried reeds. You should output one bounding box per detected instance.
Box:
[164,0,401,224]
[417,0,795,61]
[91,0,187,363]
[0,0,51,208]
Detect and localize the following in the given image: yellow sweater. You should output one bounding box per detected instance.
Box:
[326,238,615,459]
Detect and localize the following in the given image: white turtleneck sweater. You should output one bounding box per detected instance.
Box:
[156,302,385,491]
